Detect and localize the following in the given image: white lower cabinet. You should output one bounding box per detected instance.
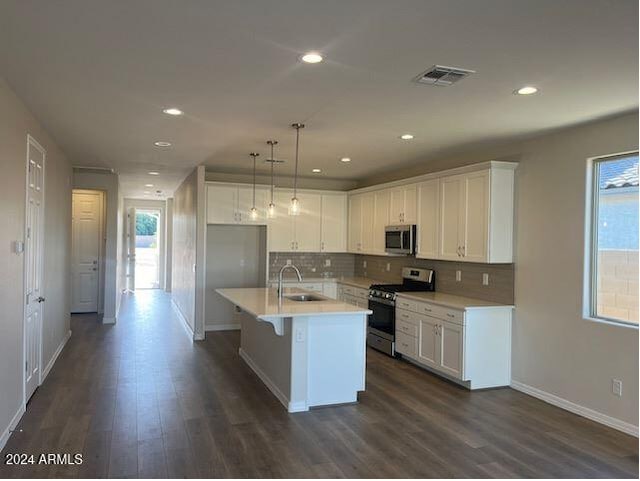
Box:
[417,316,440,369]
[396,296,512,389]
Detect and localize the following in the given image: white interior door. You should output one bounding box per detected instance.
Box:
[127,207,136,291]
[24,135,45,402]
[71,191,102,312]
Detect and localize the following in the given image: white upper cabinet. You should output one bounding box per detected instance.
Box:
[389,184,417,224]
[347,161,516,263]
[416,179,439,259]
[439,175,465,260]
[294,192,322,252]
[207,183,268,225]
[437,165,514,263]
[320,194,347,252]
[268,190,296,251]
[348,194,363,252]
[373,189,390,254]
[361,193,375,253]
[461,170,490,262]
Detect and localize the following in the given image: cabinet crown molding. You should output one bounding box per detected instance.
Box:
[349,160,518,195]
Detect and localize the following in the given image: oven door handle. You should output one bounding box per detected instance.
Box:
[368,296,395,307]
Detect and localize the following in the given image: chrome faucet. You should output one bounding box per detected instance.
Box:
[278,264,303,300]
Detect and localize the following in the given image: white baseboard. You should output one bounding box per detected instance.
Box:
[205,323,240,332]
[171,298,194,341]
[239,348,306,413]
[102,316,116,324]
[511,380,638,437]
[41,329,71,383]
[0,404,26,452]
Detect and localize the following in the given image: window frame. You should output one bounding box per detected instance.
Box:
[584,150,639,329]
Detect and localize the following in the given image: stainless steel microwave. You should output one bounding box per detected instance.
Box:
[385,225,416,255]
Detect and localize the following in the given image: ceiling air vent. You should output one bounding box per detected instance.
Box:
[414,65,475,86]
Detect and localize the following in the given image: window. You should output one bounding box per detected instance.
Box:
[587,153,639,326]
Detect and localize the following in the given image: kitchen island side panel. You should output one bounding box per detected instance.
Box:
[239,311,292,404]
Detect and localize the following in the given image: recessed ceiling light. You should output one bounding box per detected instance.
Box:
[514,86,538,95]
[340,157,351,163]
[162,107,183,116]
[399,134,414,140]
[301,52,323,64]
[145,184,154,187]
[312,168,322,173]
[148,171,160,175]
[154,141,171,147]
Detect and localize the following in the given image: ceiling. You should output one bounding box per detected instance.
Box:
[1,0,637,198]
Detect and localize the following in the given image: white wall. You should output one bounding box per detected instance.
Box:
[72,170,120,323]
[0,77,72,448]
[165,198,173,292]
[172,169,198,335]
[512,113,638,431]
[360,111,639,433]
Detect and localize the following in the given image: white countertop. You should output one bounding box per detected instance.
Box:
[396,291,513,310]
[216,287,372,319]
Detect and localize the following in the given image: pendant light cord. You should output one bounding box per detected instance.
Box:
[268,140,276,203]
[250,152,259,208]
[292,123,305,198]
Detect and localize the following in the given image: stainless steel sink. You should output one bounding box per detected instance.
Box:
[285,294,325,302]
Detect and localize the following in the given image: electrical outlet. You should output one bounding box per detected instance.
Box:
[612,379,622,397]
[363,260,367,268]
[386,262,391,272]
[325,259,331,267]
[286,259,292,266]
[482,273,489,286]
[456,270,462,282]
[310,267,316,272]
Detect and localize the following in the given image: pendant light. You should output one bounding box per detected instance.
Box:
[266,140,278,218]
[290,122,305,215]
[249,152,259,220]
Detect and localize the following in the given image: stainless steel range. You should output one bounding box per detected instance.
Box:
[367,267,435,356]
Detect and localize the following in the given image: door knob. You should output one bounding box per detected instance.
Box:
[37,297,45,303]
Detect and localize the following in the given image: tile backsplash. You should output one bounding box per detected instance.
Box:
[268,252,514,304]
[269,253,356,280]
[355,255,514,304]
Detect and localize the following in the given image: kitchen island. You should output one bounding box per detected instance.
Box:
[216,287,372,413]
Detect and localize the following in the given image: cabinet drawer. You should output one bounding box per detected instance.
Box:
[396,298,418,312]
[341,284,369,299]
[396,331,417,358]
[343,294,359,306]
[396,318,418,337]
[396,309,419,325]
[416,302,464,325]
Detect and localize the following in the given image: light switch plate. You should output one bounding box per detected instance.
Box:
[386,262,391,272]
[325,259,331,267]
[363,260,367,268]
[456,270,462,282]
[482,273,489,286]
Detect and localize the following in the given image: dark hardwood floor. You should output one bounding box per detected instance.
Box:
[1,290,637,478]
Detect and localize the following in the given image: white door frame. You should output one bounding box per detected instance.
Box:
[23,134,45,406]
[124,199,167,289]
[71,189,106,313]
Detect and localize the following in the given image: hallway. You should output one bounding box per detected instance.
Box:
[1,290,637,478]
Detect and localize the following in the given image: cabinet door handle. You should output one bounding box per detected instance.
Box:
[424,307,432,312]
[446,313,455,318]
[461,245,466,257]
